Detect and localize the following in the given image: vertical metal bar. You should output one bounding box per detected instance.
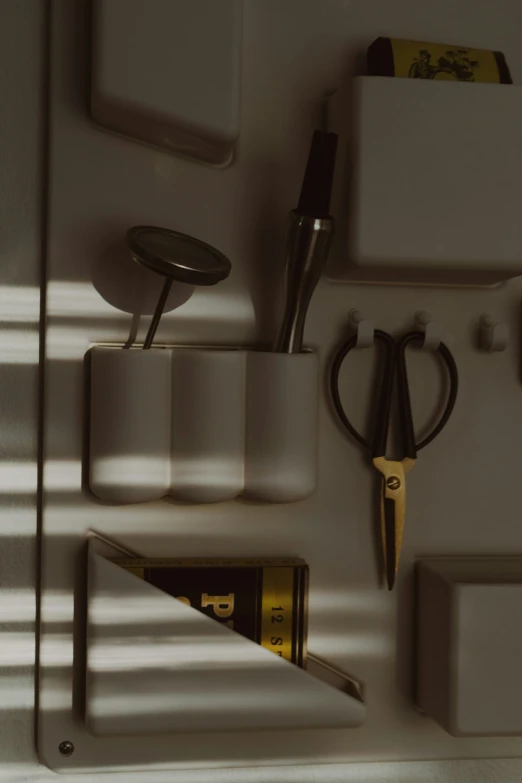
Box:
[143,278,172,349]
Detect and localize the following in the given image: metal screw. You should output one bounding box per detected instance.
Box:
[386,476,401,490]
[58,740,74,756]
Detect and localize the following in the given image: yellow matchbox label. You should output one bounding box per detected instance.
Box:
[391,39,502,83]
[260,567,294,663]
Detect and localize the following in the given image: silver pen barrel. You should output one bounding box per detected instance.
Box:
[274,212,335,354]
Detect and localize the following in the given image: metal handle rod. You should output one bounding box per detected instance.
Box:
[274,214,334,354]
[143,278,172,349]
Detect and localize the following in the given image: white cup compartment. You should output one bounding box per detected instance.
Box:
[89,348,171,504]
[170,349,246,503]
[243,351,319,503]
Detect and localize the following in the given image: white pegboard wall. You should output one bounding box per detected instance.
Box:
[39,0,522,776]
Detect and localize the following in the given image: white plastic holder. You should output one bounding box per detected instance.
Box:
[88,346,319,505]
[349,309,374,349]
[479,313,508,352]
[415,311,443,351]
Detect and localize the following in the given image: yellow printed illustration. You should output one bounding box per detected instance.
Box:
[391,40,501,83]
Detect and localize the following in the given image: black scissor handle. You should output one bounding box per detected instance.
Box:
[369,331,397,459]
[398,331,459,451]
[330,329,395,453]
[330,329,458,456]
[396,331,417,460]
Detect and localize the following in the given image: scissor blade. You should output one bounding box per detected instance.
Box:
[384,496,397,591]
[374,457,410,591]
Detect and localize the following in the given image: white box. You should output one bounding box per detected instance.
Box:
[416,558,522,736]
[328,77,522,285]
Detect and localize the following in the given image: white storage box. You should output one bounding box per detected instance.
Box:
[328,77,522,286]
[416,558,522,736]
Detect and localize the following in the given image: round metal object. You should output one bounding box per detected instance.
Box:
[126,226,231,287]
[126,225,232,349]
[58,740,75,756]
[386,476,401,491]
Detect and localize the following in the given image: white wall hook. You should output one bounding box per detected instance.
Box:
[415,311,443,351]
[479,313,508,353]
[349,309,374,349]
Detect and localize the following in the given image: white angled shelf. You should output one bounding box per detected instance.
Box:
[86,539,366,737]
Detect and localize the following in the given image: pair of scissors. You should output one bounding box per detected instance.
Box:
[330,330,458,590]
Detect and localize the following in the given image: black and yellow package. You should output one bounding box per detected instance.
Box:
[368,37,512,84]
[112,557,309,667]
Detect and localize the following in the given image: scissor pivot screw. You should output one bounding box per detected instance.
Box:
[387,476,401,490]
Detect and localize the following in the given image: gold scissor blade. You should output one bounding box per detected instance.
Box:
[383,494,397,590]
[373,457,413,590]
